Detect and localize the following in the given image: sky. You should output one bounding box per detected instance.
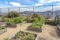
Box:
[0,0,60,12]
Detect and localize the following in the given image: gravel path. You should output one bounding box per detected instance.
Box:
[37,24,60,40]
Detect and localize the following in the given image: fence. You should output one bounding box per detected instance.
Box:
[0,5,60,19]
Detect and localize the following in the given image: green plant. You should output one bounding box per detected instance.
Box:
[15,32,36,40]
[4,38,9,40]
[32,13,39,18]
[13,17,24,24]
[31,22,42,29]
[0,25,3,31]
[31,15,44,29]
[5,11,20,18]
[25,15,33,23]
[27,33,35,40]
[55,16,60,25]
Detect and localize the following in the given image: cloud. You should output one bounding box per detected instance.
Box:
[33,0,60,6]
[10,2,21,7]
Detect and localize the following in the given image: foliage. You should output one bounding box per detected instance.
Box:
[15,32,36,40]
[32,13,39,18]
[4,38,9,40]
[13,17,24,24]
[55,16,60,25]
[0,25,3,30]
[25,13,44,23]
[45,20,56,25]
[2,11,24,24]
[45,16,60,25]
[2,17,24,24]
[25,15,33,23]
[4,11,20,18]
[31,15,44,29]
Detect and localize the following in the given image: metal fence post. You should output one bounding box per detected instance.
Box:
[0,8,1,15]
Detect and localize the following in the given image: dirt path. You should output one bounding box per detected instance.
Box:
[38,24,60,40]
[0,23,31,40]
[0,23,60,40]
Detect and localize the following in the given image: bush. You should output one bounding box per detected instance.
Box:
[13,17,24,24]
[2,17,24,24]
[15,32,36,40]
[55,16,60,25]
[25,15,33,23]
[4,11,20,18]
[45,19,56,25]
[31,22,42,29]
[0,25,3,31]
[25,14,44,23]
[32,13,39,18]
[31,15,44,29]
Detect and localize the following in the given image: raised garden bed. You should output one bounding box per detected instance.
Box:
[28,26,42,32]
[10,31,37,40]
[0,26,7,34]
[6,23,17,28]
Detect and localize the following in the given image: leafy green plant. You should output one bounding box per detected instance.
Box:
[4,11,20,18]
[14,32,36,40]
[27,33,35,40]
[55,16,60,25]
[25,15,33,23]
[31,15,44,29]
[4,37,9,40]
[0,25,3,31]
[13,17,24,24]
[32,13,39,18]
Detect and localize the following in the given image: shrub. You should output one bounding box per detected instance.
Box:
[31,15,44,29]
[0,25,3,31]
[25,15,33,23]
[55,16,60,25]
[31,23,42,29]
[13,17,24,24]
[2,17,14,24]
[4,38,9,40]
[45,20,56,25]
[25,14,44,23]
[4,11,20,18]
[32,13,39,18]
[15,32,36,40]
